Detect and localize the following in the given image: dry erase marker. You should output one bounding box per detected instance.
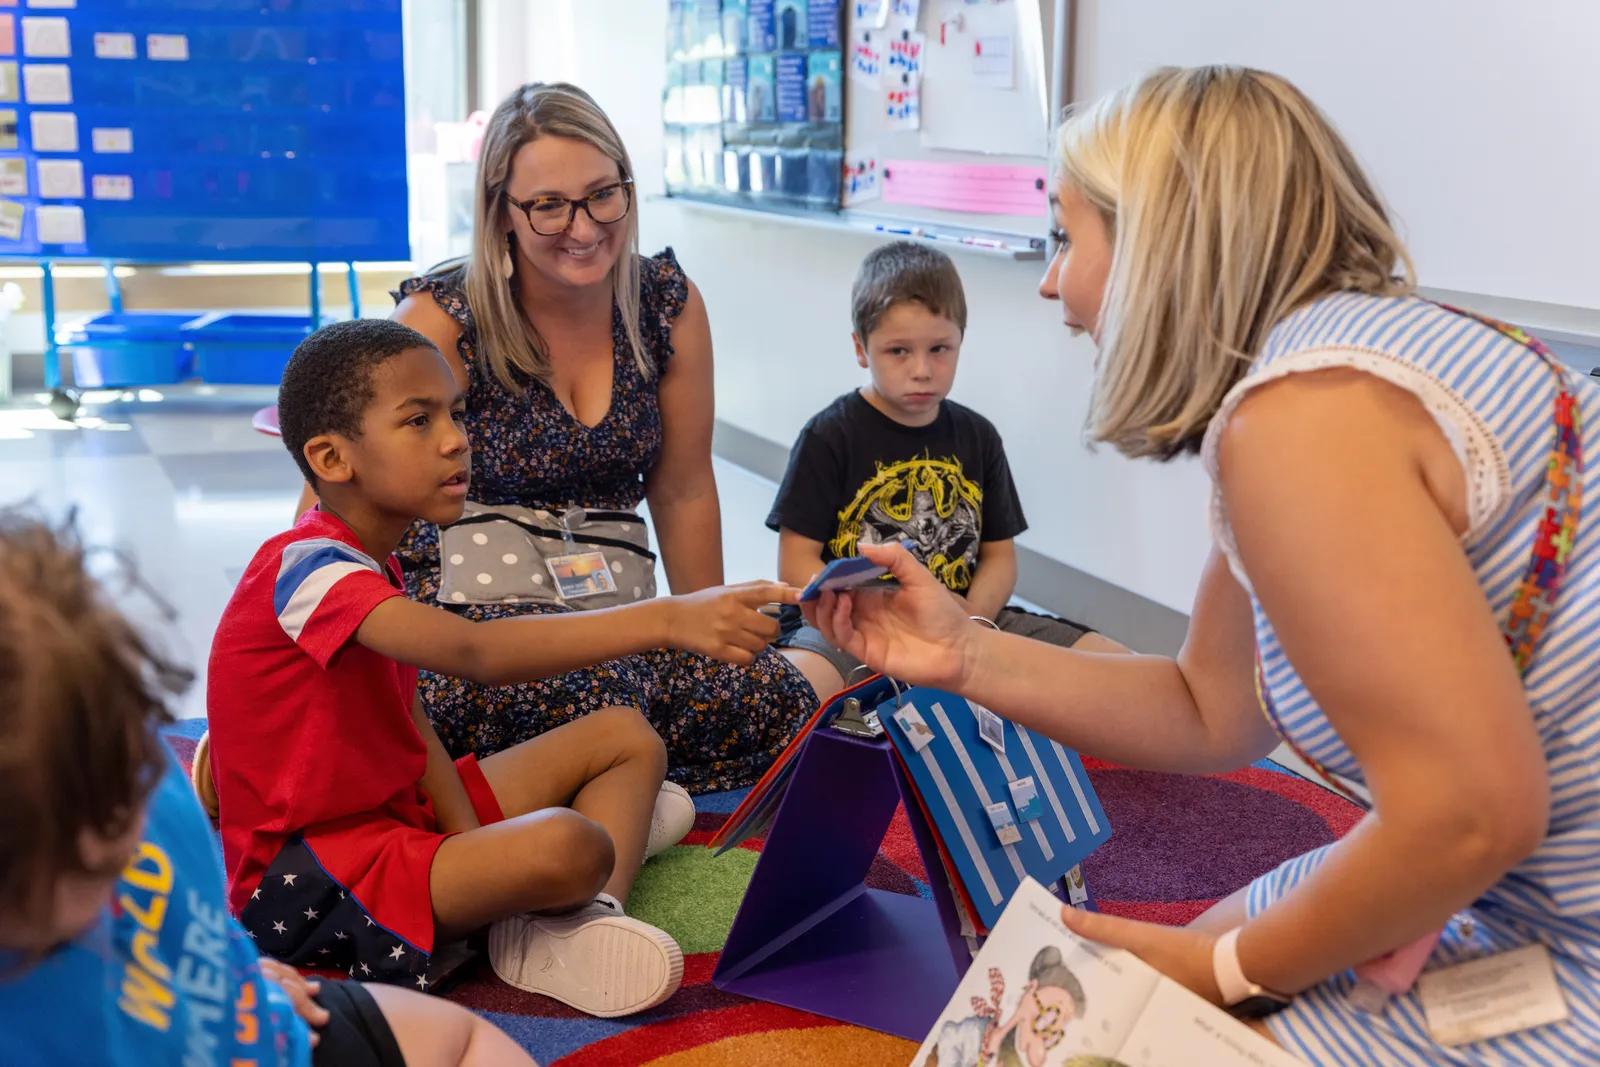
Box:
[964,237,1006,250]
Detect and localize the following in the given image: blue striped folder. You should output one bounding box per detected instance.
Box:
[882,687,1112,930]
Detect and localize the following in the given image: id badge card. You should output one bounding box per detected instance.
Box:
[1417,943,1569,1046]
[546,551,616,600]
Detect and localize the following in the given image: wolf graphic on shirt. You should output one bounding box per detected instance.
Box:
[829,454,983,592]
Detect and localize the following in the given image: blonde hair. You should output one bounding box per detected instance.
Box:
[434,82,647,392]
[1056,66,1416,459]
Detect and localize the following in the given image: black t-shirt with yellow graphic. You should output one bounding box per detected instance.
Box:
[766,390,1028,593]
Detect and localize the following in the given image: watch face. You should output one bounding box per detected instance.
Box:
[1226,994,1292,1020]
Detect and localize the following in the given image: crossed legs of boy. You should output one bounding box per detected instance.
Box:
[429,704,687,1017]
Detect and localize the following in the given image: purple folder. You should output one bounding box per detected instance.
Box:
[713,727,1097,1040]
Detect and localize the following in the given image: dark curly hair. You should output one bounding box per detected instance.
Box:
[0,507,191,933]
[278,318,440,486]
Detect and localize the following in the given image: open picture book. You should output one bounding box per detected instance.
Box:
[914,878,1306,1067]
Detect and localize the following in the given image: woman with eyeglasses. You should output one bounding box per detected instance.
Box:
[294,83,820,799]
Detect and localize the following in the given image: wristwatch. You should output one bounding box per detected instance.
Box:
[1213,927,1292,1019]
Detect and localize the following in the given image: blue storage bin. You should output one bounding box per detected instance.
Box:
[184,314,317,386]
[58,312,200,388]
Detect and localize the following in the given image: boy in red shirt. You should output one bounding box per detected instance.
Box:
[208,319,794,1018]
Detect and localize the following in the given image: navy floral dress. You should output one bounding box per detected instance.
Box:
[392,250,817,794]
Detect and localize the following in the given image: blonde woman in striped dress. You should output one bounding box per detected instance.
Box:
[809,66,1600,1064]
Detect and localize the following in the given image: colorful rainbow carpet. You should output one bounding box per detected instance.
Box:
[161,719,1360,1066]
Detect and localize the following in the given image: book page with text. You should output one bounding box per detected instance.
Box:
[1114,979,1306,1066]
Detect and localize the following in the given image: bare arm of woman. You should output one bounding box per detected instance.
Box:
[644,278,726,594]
[293,292,469,519]
[1211,370,1547,995]
[810,537,1273,775]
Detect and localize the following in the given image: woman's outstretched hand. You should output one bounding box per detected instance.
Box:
[802,541,980,691]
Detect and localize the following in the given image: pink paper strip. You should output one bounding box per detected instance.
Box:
[881,160,1048,217]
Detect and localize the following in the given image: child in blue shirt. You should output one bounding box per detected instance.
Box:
[0,511,537,1067]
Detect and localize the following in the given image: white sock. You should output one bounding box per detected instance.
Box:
[594,892,624,914]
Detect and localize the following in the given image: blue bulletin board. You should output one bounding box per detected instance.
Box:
[0,0,407,262]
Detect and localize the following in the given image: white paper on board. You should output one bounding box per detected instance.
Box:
[853,0,889,29]
[973,34,1014,89]
[36,157,81,197]
[0,158,26,196]
[848,27,882,90]
[36,203,83,244]
[146,33,188,61]
[93,32,136,59]
[885,79,920,131]
[29,109,76,151]
[91,126,131,153]
[24,0,78,8]
[843,147,881,206]
[20,16,69,58]
[21,61,69,103]
[91,174,130,200]
[0,200,23,241]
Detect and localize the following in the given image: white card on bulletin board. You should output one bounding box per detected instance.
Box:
[36,156,81,198]
[20,16,69,58]
[22,61,70,104]
[918,0,1047,157]
[844,147,882,206]
[853,0,888,29]
[93,32,136,59]
[36,203,83,245]
[24,0,77,8]
[91,174,131,200]
[849,26,882,89]
[0,157,25,196]
[29,109,75,151]
[146,33,188,61]
[91,126,131,153]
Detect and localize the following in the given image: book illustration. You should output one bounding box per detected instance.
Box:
[916,879,1307,1067]
[920,948,1090,1067]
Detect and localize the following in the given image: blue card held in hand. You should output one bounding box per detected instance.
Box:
[798,541,913,602]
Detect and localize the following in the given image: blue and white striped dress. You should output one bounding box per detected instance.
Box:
[1200,292,1600,1064]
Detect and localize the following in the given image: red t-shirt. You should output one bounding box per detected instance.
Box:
[208,510,444,949]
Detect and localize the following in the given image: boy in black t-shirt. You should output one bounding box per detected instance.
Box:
[768,241,1126,699]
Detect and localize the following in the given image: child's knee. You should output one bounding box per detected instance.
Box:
[590,705,666,772]
[536,809,613,906]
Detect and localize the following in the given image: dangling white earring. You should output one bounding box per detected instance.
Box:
[500,241,515,280]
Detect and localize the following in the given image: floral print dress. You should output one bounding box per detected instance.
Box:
[392,250,817,794]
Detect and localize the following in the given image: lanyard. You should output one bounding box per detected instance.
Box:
[1255,305,1584,808]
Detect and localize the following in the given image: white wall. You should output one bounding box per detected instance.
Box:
[516,1,1215,613]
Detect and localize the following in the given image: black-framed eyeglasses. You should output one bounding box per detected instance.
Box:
[504,179,635,236]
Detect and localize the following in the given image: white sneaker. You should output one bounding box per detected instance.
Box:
[488,895,683,1017]
[647,781,696,860]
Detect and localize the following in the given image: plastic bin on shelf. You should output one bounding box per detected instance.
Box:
[183,313,318,386]
[56,312,201,388]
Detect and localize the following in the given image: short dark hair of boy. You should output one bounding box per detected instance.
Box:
[851,240,969,341]
[278,318,441,486]
[0,508,191,931]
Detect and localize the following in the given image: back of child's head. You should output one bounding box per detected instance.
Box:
[851,240,968,342]
[278,318,440,486]
[0,509,190,935]
[1054,65,1413,460]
